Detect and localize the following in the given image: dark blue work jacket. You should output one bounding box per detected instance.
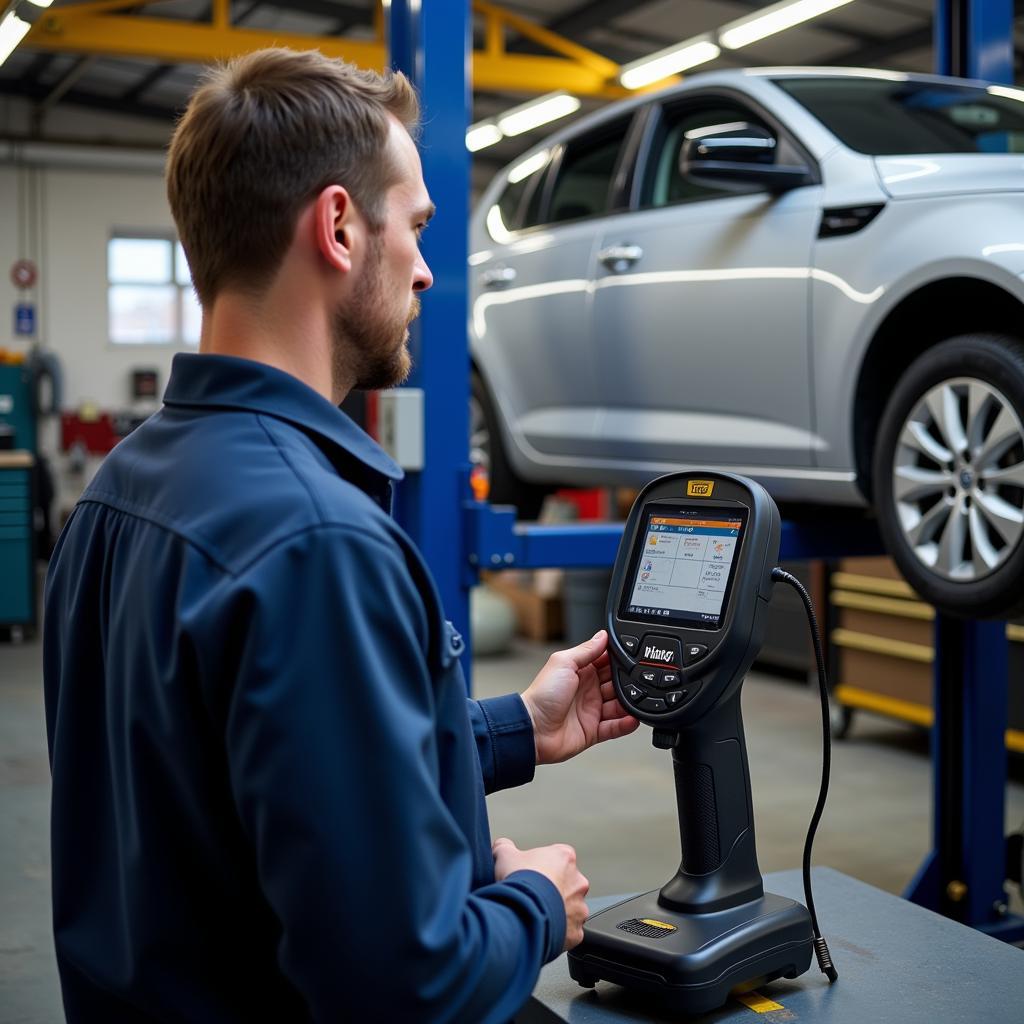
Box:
[43,354,564,1023]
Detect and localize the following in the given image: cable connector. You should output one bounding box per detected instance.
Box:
[813,936,839,983]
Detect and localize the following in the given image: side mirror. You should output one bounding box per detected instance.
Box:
[681,122,812,192]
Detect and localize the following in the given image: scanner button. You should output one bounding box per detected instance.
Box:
[665,689,688,706]
[624,683,646,704]
[619,634,639,654]
[683,643,709,665]
[639,634,681,668]
[640,697,668,713]
[660,672,680,687]
[639,669,658,685]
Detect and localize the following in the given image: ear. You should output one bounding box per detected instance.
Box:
[314,185,362,275]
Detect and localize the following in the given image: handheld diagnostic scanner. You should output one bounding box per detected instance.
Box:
[568,471,835,1013]
[607,471,778,911]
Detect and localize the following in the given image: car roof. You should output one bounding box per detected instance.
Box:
[488,66,997,189]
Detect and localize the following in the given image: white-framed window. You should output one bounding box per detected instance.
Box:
[107,233,201,346]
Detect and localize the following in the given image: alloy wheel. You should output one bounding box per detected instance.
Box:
[892,376,1024,581]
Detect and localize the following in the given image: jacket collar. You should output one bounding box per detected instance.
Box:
[163,353,403,488]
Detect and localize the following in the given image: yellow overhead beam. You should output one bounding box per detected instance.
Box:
[24,1,642,99]
[25,9,385,68]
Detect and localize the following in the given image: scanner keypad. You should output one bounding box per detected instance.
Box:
[617,634,706,714]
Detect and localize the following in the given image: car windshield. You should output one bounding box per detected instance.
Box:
[774,75,1024,155]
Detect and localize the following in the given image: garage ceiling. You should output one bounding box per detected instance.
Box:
[0,0,1018,184]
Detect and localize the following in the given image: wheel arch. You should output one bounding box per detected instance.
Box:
[853,276,1024,501]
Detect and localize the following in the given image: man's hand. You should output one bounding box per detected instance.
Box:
[492,838,590,950]
[521,630,639,765]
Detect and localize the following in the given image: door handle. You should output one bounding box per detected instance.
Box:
[598,244,643,272]
[479,266,517,288]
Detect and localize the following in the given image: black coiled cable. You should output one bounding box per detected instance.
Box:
[770,567,839,984]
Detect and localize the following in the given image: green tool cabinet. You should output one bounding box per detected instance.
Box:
[0,452,35,631]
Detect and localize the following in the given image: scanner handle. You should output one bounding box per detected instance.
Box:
[658,691,764,914]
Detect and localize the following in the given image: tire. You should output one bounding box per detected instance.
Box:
[470,370,550,521]
[872,334,1024,619]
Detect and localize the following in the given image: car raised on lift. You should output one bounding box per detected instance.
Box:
[469,67,1024,619]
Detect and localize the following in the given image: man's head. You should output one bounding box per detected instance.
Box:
[167,48,433,393]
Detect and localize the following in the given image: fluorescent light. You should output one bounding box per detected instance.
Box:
[466,121,503,152]
[26,1,56,8]
[720,0,856,51]
[507,149,549,184]
[988,85,1024,103]
[0,12,30,67]
[620,38,720,90]
[497,93,581,137]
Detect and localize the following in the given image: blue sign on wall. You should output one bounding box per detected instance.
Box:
[14,303,35,337]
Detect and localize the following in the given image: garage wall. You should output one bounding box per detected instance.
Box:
[2,160,182,408]
[0,156,185,512]
[42,166,182,410]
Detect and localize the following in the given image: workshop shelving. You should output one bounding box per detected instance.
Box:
[829,558,1024,753]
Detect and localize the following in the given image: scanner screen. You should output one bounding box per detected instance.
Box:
[622,506,746,630]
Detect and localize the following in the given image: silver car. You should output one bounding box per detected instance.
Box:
[469,67,1024,618]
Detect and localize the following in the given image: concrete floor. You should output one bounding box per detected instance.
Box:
[2,631,1022,1022]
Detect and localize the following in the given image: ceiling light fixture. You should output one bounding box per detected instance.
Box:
[466,121,503,152]
[497,92,581,137]
[719,0,856,51]
[0,10,31,67]
[620,38,720,90]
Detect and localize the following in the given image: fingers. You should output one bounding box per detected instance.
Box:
[597,715,640,744]
[558,629,608,670]
[564,877,590,950]
[492,836,518,854]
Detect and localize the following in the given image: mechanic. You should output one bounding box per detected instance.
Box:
[42,47,639,1023]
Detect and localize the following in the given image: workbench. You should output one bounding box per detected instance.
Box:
[521,868,1024,1023]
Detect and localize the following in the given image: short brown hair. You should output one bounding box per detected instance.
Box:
[167,47,419,306]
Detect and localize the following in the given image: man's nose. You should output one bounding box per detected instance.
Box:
[414,256,433,292]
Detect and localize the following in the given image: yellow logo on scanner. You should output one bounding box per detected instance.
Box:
[687,480,715,497]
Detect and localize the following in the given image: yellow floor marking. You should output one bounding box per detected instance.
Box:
[735,991,785,1013]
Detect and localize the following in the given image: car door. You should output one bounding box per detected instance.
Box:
[471,115,636,466]
[590,92,823,471]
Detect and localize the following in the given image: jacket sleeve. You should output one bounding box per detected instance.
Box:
[215,525,565,1023]
[467,696,536,795]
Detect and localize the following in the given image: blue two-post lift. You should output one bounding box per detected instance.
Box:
[386,0,1023,942]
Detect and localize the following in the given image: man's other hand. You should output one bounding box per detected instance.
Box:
[521,630,639,765]
[492,838,590,950]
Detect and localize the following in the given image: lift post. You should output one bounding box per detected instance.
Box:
[387,0,473,648]
[899,0,1024,944]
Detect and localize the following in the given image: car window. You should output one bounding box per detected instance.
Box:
[775,77,1024,155]
[496,175,530,232]
[644,101,770,207]
[488,151,551,240]
[547,117,632,225]
[520,162,550,229]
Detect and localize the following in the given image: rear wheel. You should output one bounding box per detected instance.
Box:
[872,334,1024,618]
[470,370,550,521]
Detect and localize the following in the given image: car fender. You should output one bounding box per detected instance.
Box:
[811,193,1024,475]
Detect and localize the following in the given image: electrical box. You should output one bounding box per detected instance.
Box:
[377,387,424,470]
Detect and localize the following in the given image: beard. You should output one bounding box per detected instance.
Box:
[331,234,421,394]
